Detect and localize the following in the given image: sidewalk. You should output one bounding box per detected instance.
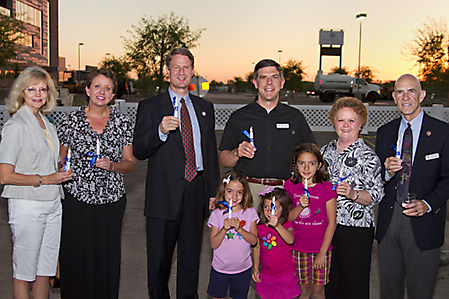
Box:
[0,132,448,298]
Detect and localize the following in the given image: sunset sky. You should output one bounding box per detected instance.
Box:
[59,0,448,83]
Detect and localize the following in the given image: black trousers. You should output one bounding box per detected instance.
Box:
[325,224,374,299]
[146,174,205,299]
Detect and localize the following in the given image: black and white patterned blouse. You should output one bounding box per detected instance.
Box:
[58,105,133,205]
[321,138,384,228]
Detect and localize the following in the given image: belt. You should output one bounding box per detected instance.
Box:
[247,178,284,186]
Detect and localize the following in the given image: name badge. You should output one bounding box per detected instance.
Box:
[425,153,439,161]
[276,123,290,129]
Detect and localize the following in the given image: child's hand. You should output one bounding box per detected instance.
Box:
[252,268,261,282]
[300,194,309,208]
[267,215,279,228]
[209,197,216,210]
[314,252,326,270]
[223,218,232,231]
[230,217,241,231]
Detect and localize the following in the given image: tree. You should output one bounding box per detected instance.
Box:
[227,76,248,93]
[123,12,204,92]
[100,55,132,98]
[404,17,449,100]
[0,13,25,67]
[353,66,376,83]
[99,55,131,80]
[245,71,256,92]
[210,79,222,90]
[282,60,306,92]
[330,66,349,75]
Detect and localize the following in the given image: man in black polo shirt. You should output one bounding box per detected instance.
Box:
[218,59,315,205]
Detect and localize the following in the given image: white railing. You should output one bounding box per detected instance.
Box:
[0,101,447,132]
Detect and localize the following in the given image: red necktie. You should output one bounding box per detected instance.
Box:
[180,98,197,182]
[397,123,412,203]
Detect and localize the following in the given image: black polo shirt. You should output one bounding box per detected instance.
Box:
[219,98,316,180]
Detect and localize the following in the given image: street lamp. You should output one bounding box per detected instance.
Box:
[278,49,283,64]
[356,13,367,79]
[356,13,367,97]
[78,42,84,89]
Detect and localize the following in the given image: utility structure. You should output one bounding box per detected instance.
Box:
[318,29,344,71]
[356,13,367,79]
[77,42,84,86]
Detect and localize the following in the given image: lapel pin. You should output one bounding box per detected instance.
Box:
[202,111,206,116]
[426,131,431,136]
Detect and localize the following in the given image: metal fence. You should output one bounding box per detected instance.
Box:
[1,101,448,132]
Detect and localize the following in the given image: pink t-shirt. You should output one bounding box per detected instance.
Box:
[284,180,336,253]
[257,221,295,276]
[207,207,259,274]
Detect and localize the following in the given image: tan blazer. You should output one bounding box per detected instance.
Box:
[0,105,63,200]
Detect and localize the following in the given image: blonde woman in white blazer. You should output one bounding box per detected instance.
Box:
[0,67,73,299]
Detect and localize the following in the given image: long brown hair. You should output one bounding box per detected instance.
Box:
[290,143,330,185]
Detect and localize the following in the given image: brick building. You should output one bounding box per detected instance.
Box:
[0,0,59,80]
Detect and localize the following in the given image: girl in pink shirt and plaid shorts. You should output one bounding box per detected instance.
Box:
[285,143,337,299]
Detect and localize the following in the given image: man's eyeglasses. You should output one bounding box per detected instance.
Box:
[24,87,48,95]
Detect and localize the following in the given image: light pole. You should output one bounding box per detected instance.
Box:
[356,13,367,96]
[278,49,282,64]
[356,13,367,79]
[77,42,84,90]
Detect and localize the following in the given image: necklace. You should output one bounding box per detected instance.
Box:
[337,139,357,152]
[337,140,345,152]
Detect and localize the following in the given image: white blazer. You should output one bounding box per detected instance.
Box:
[0,105,63,200]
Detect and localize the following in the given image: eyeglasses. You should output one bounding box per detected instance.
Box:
[24,87,48,95]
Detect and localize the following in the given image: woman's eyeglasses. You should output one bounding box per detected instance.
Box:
[24,87,48,95]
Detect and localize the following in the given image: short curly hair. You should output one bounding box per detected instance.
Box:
[328,97,367,129]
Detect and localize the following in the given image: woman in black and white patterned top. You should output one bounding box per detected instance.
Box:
[57,68,135,299]
[321,97,384,299]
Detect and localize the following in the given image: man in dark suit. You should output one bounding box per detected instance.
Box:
[375,74,449,299]
[133,47,219,299]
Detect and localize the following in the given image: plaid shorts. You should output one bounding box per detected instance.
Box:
[292,250,331,285]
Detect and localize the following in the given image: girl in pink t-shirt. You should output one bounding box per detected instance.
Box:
[285,143,337,299]
[252,187,301,299]
[207,170,259,299]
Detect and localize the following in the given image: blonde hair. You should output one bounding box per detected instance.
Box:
[6,66,58,115]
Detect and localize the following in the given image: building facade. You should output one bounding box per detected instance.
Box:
[0,0,58,78]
